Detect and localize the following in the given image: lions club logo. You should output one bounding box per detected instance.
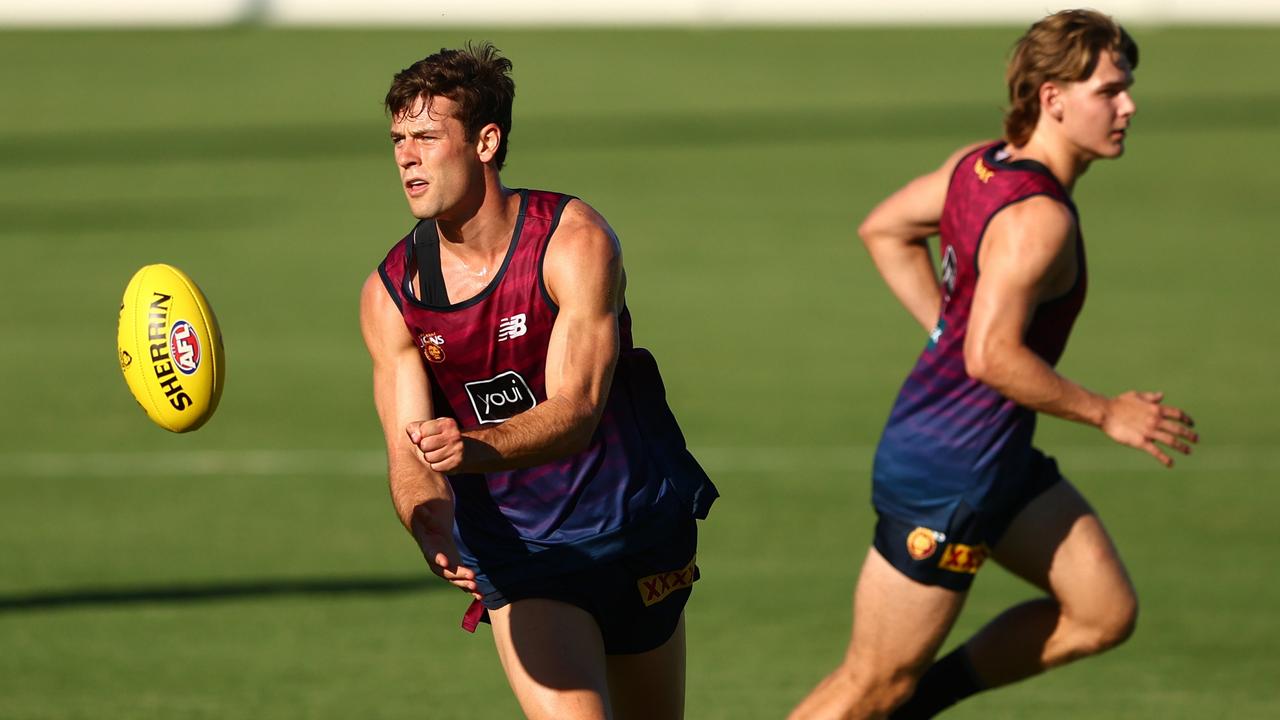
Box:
[906,527,939,561]
[416,331,446,363]
[168,320,202,375]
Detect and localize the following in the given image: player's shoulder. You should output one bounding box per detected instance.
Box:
[548,197,621,259]
[361,268,386,303]
[1007,193,1075,227]
[359,267,399,321]
[988,194,1077,253]
[557,197,614,234]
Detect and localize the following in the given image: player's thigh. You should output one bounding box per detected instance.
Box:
[992,480,1136,616]
[846,547,968,678]
[606,614,685,720]
[488,598,613,720]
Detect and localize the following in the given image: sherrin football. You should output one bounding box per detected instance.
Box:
[117,264,225,432]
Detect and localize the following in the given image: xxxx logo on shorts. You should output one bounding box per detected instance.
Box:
[938,542,991,574]
[906,527,940,560]
[637,556,696,607]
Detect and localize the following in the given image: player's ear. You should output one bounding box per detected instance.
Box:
[475,123,502,163]
[1040,82,1065,121]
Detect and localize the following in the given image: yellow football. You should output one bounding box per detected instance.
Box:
[117,264,225,432]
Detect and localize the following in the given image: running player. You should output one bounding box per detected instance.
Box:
[790,10,1197,719]
[359,44,717,720]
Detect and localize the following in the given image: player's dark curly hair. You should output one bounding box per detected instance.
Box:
[385,42,515,169]
[1004,9,1139,146]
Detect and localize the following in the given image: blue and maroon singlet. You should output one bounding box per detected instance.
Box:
[872,142,1086,529]
[378,189,716,591]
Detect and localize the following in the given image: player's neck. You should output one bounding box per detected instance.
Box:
[1007,135,1091,194]
[436,179,521,262]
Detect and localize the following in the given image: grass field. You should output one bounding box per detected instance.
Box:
[1,24,1278,719]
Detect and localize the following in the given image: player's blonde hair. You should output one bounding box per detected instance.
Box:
[1004,9,1138,146]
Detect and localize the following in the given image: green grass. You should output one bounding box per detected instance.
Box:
[1,25,1278,719]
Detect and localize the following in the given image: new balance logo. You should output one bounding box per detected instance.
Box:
[498,313,527,342]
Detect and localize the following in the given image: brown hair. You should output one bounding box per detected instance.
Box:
[1004,9,1138,146]
[385,42,515,169]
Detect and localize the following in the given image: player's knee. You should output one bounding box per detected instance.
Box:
[835,658,922,714]
[1097,590,1139,651]
[1072,589,1139,657]
[878,673,922,715]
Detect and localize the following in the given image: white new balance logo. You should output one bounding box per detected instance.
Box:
[498,313,527,342]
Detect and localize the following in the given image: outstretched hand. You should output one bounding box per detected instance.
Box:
[1101,391,1198,467]
[410,500,479,600]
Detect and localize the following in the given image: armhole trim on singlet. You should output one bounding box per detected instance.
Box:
[536,193,578,315]
[377,257,403,313]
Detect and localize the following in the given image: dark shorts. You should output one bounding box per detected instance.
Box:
[873,450,1063,591]
[475,518,699,655]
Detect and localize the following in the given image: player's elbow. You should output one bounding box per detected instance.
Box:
[963,336,1002,385]
[856,217,875,245]
[857,215,886,250]
[552,395,605,458]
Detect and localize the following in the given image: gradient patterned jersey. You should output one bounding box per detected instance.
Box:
[377,189,716,589]
[872,142,1086,526]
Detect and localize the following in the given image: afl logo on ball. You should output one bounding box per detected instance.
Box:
[169,320,202,375]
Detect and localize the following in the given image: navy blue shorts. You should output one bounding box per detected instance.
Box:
[873,449,1063,591]
[474,518,699,655]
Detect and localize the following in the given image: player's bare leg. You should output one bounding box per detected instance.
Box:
[606,614,686,720]
[789,549,968,720]
[489,599,613,720]
[964,480,1138,687]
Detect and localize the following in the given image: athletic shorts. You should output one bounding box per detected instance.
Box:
[873,449,1063,591]
[468,518,699,655]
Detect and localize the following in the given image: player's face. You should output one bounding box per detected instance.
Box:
[390,95,485,220]
[1058,50,1137,160]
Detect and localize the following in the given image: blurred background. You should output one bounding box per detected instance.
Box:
[1,2,1277,718]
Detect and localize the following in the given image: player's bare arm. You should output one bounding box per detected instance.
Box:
[860,142,987,332]
[408,199,623,473]
[965,198,1198,466]
[360,272,477,596]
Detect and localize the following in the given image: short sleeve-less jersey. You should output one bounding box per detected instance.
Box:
[872,143,1086,527]
[377,189,716,588]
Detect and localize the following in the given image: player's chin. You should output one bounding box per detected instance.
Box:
[1092,142,1125,160]
[407,199,439,220]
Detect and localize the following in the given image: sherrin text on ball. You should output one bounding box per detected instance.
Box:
[117,264,225,432]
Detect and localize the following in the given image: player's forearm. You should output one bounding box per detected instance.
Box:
[968,344,1108,427]
[863,234,942,333]
[387,453,454,532]
[457,394,599,473]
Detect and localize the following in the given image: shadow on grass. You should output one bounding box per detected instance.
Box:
[0,576,438,613]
